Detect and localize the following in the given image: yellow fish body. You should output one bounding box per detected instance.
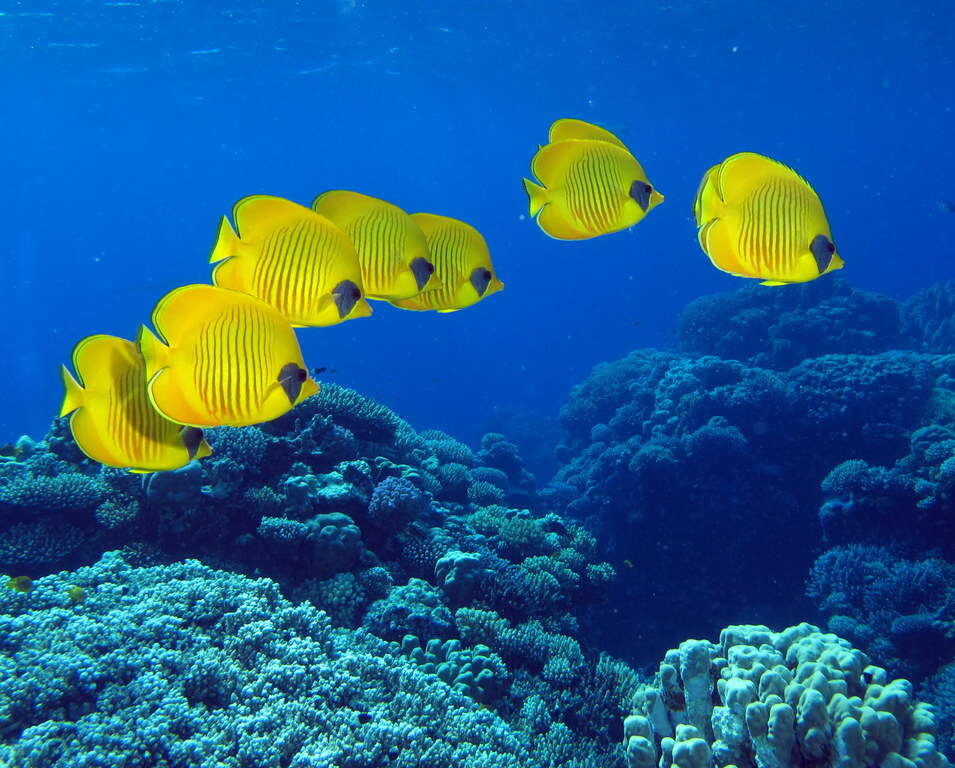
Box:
[210,195,372,327]
[389,213,503,312]
[59,335,211,472]
[138,284,319,427]
[523,119,664,240]
[311,191,438,300]
[693,152,844,285]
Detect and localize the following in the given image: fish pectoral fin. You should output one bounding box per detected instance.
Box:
[760,280,789,286]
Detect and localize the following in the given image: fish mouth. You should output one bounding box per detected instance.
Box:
[332,280,363,319]
[469,267,493,297]
[410,257,436,292]
[278,362,308,404]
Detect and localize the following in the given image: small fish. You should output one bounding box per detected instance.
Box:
[6,575,33,593]
[623,559,634,569]
[60,335,212,472]
[311,191,439,300]
[138,284,319,427]
[210,195,372,327]
[523,119,663,239]
[67,585,87,603]
[693,152,843,285]
[389,214,503,312]
[938,200,955,214]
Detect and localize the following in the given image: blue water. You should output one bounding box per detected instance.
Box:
[2,0,954,459]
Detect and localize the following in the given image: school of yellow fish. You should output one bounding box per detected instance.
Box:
[60,191,504,473]
[58,118,843,477]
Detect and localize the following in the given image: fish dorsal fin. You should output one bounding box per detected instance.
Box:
[548,119,628,150]
[311,190,395,222]
[70,335,139,394]
[148,284,237,346]
[715,152,807,203]
[232,195,313,238]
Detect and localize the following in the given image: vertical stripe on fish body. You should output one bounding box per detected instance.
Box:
[138,284,319,428]
[210,195,372,327]
[311,190,436,301]
[59,335,211,471]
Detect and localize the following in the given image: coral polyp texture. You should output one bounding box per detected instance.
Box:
[624,623,949,768]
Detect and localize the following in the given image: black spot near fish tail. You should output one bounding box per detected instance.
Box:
[469,267,493,297]
[278,362,308,404]
[810,234,836,273]
[332,280,362,319]
[630,180,652,212]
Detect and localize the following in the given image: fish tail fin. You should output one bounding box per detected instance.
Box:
[523,178,549,217]
[59,365,85,417]
[209,215,241,264]
[137,325,170,379]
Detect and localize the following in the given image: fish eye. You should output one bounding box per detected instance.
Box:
[827,242,836,253]
[352,287,361,300]
[296,368,307,382]
[427,263,435,273]
[483,269,492,280]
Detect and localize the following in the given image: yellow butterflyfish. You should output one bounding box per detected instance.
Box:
[523,118,663,240]
[210,194,372,327]
[389,213,503,313]
[692,152,843,286]
[59,334,211,472]
[311,190,439,300]
[138,284,319,427]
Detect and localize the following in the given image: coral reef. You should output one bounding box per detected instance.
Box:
[624,622,950,768]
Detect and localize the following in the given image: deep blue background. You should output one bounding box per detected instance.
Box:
[2,0,954,472]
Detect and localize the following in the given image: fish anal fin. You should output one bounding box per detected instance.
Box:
[537,202,592,240]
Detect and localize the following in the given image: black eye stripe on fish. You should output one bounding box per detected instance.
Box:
[810,234,837,273]
[332,279,362,319]
[630,180,652,212]
[278,362,307,404]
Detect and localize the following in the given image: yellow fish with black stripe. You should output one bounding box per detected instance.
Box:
[389,213,503,312]
[523,119,663,240]
[693,152,843,285]
[59,335,211,472]
[311,191,439,301]
[138,284,318,427]
[210,195,372,327]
